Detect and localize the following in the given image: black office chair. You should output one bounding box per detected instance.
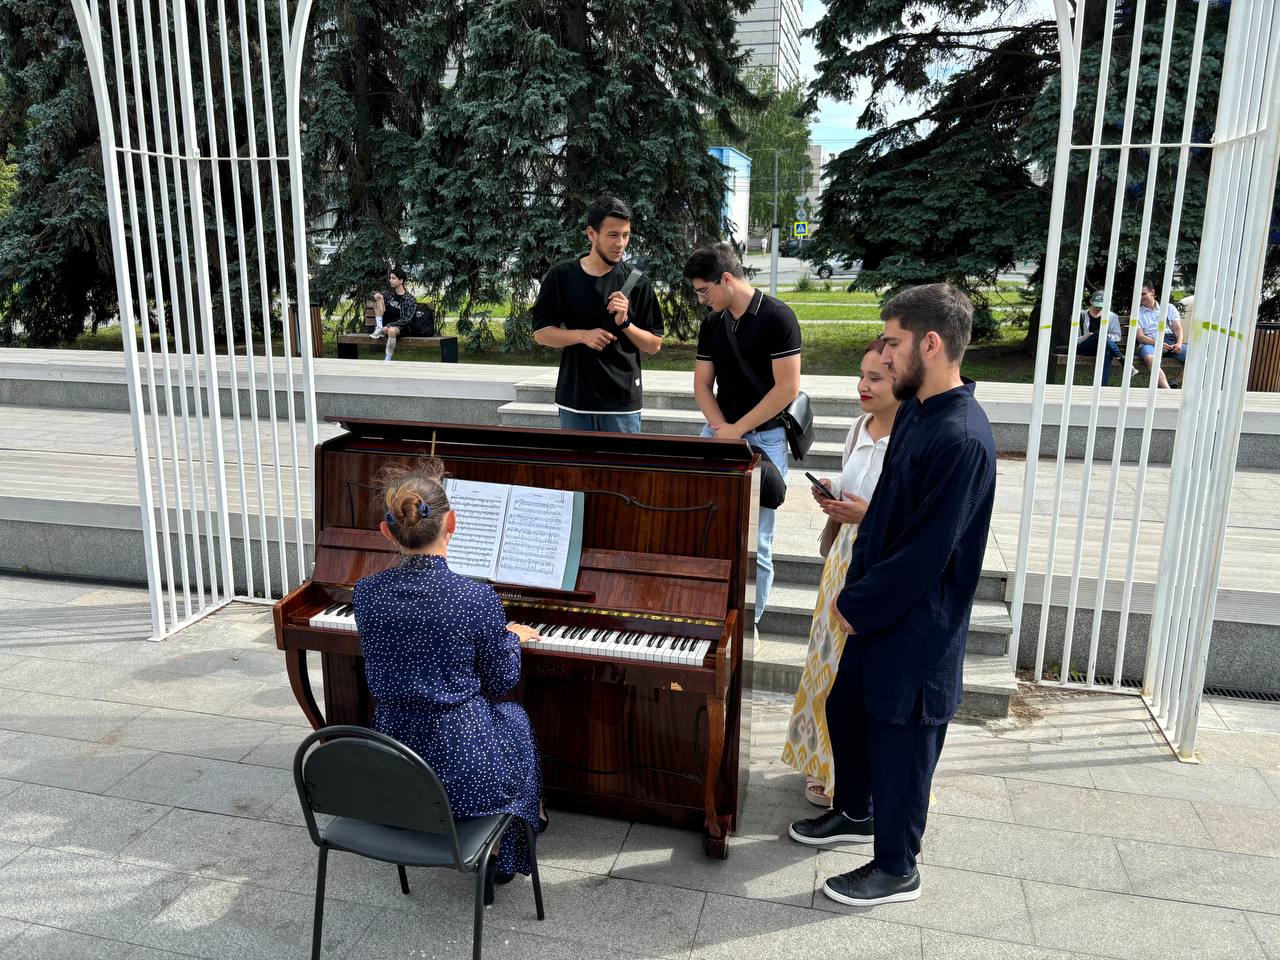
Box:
[293,725,545,960]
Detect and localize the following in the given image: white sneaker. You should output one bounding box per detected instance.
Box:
[370,328,384,339]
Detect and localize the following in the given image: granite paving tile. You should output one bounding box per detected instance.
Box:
[611,822,818,907]
[923,814,1132,892]
[532,810,631,877]
[0,692,145,744]
[1247,912,1280,960]
[134,876,376,960]
[104,753,293,820]
[0,733,152,794]
[0,784,168,858]
[1114,839,1280,915]
[690,891,921,960]
[1192,800,1280,858]
[1022,880,1267,960]
[1005,779,1212,847]
[0,847,189,942]
[0,927,186,960]
[813,850,1036,944]
[921,928,1102,960]
[105,707,279,762]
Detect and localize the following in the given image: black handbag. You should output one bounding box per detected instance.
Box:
[722,315,814,461]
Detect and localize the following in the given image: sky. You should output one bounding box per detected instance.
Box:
[800,0,875,159]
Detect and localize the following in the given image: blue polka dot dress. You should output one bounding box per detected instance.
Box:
[353,553,542,875]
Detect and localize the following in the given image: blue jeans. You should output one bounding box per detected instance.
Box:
[701,423,788,623]
[1077,332,1124,386]
[558,410,642,434]
[1138,332,1187,363]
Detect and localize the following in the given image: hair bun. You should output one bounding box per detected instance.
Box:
[395,492,425,529]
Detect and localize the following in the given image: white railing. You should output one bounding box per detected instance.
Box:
[71,0,320,638]
[1009,0,1280,759]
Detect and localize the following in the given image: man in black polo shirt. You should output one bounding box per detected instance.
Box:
[531,196,664,433]
[684,242,802,625]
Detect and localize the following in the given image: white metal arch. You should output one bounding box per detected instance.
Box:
[1010,0,1280,758]
[72,0,321,637]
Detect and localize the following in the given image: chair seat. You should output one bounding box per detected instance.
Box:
[323,813,511,869]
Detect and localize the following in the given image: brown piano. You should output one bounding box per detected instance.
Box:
[273,418,758,858]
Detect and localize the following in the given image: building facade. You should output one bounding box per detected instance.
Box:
[735,0,804,90]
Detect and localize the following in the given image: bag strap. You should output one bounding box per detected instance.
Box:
[722,309,771,399]
[620,268,642,298]
[845,413,868,463]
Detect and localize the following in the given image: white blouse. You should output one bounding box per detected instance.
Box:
[835,414,890,502]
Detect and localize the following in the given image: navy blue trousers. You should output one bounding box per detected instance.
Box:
[825,648,948,876]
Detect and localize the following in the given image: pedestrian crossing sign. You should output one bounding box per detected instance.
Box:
[793,222,809,238]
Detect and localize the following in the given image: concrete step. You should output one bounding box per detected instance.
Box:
[749,641,1017,719]
[498,401,847,469]
[514,381,860,419]
[771,551,1008,601]
[749,581,1013,659]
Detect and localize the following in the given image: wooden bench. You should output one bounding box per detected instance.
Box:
[336,331,459,362]
[1053,350,1184,385]
[335,304,458,362]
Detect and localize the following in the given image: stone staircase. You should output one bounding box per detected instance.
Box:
[748,550,1018,719]
[498,380,854,470]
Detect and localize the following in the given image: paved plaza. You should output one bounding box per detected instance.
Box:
[0,574,1278,958]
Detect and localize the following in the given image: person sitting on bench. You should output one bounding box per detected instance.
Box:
[1136,279,1186,388]
[1077,290,1124,385]
[372,265,436,361]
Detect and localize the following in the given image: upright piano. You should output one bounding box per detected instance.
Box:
[273,419,758,858]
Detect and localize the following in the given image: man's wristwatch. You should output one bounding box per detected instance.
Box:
[617,318,632,330]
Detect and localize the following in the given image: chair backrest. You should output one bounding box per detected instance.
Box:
[294,726,463,861]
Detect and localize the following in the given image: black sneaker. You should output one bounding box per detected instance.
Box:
[787,809,874,846]
[822,861,921,906]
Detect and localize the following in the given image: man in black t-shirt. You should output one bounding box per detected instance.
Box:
[531,196,664,433]
[372,265,436,362]
[684,242,802,625]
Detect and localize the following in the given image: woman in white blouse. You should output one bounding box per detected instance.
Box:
[781,338,899,807]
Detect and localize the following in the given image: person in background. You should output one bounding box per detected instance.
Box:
[781,338,898,808]
[1136,279,1186,388]
[788,284,996,909]
[531,196,664,432]
[371,265,436,362]
[1077,290,1125,386]
[352,459,546,904]
[684,241,801,628]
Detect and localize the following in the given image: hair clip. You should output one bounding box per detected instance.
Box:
[418,501,431,519]
[384,511,395,526]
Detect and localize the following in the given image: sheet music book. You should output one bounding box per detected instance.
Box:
[443,478,584,590]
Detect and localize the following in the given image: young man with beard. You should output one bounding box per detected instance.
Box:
[532,196,664,433]
[787,284,996,907]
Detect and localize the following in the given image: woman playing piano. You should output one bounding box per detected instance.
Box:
[352,459,545,899]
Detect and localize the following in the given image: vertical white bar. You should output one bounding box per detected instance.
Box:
[173,0,235,602]
[69,0,165,637]
[1009,0,1079,680]
[285,0,322,581]
[139,0,193,620]
[213,0,258,595]
[158,0,213,609]
[123,0,185,626]
[110,0,177,628]
[1063,0,1150,688]
[243,0,290,593]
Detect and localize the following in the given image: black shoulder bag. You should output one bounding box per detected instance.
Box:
[722,314,814,461]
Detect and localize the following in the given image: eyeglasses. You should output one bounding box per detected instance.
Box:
[691,278,722,301]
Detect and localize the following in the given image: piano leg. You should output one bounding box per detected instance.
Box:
[702,693,730,860]
[285,649,326,730]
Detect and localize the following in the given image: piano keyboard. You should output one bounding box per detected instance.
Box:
[307,605,711,666]
[523,623,712,667]
[310,603,358,631]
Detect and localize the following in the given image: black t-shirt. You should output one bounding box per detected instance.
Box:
[695,290,802,425]
[531,260,664,413]
[382,289,436,336]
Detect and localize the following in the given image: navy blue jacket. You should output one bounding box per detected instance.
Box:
[835,380,996,724]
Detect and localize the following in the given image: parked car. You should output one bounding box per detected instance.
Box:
[778,237,804,257]
[811,259,862,280]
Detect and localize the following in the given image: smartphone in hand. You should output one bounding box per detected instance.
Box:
[805,471,838,500]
